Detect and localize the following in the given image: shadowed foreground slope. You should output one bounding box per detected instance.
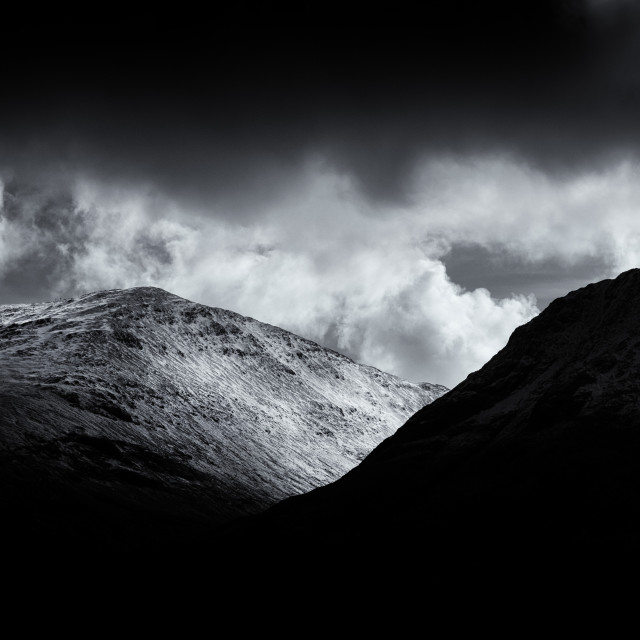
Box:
[221,269,640,571]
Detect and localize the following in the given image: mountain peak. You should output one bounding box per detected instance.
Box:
[0,286,445,555]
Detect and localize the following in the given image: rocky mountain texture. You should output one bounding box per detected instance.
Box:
[225,269,640,571]
[0,287,445,554]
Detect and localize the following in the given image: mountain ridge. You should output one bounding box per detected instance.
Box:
[0,285,446,554]
[219,269,640,572]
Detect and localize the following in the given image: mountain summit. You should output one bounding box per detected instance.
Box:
[226,269,640,568]
[0,287,445,553]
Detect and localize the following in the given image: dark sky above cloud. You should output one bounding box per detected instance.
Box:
[443,244,612,310]
[2,1,640,387]
[5,1,640,199]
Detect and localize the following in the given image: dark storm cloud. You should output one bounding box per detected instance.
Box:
[3,2,640,209]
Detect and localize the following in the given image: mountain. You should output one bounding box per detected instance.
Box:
[0,286,445,556]
[222,269,640,574]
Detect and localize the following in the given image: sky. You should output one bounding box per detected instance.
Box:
[2,2,640,388]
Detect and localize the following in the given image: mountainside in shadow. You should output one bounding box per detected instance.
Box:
[0,287,445,554]
[223,269,640,571]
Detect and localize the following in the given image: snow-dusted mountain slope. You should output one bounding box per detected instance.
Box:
[0,287,446,545]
